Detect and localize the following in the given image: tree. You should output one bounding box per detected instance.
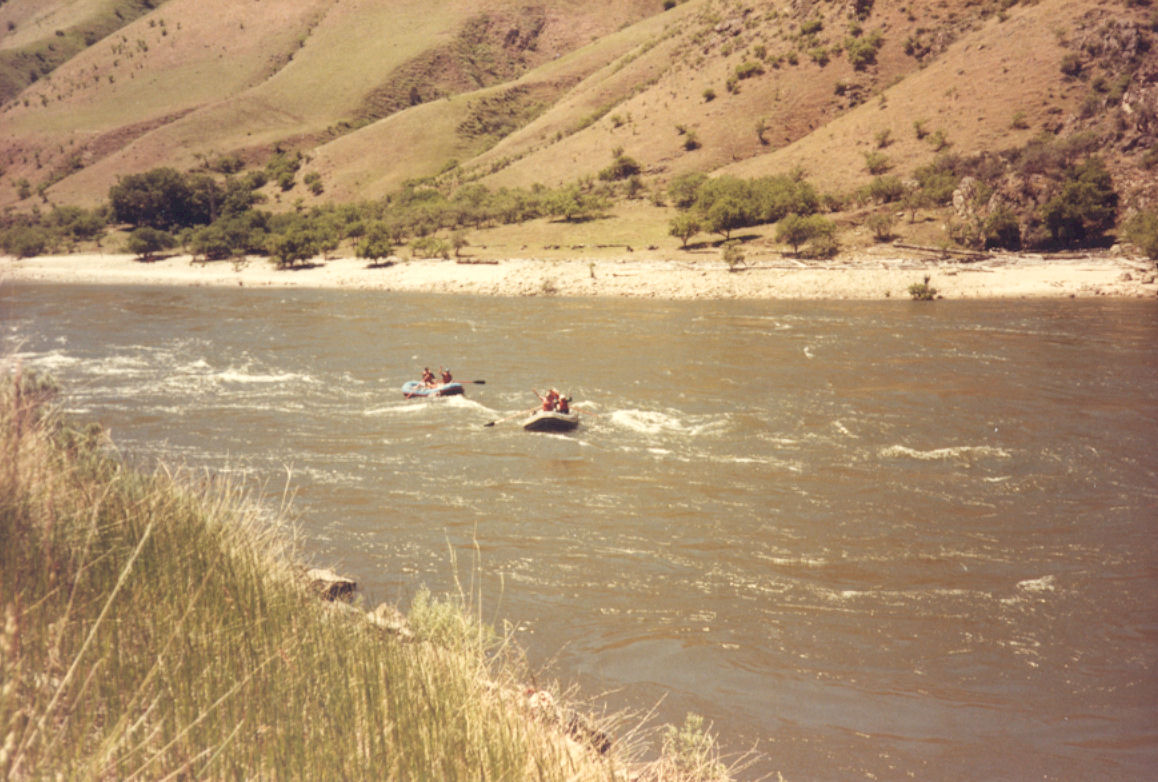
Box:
[1041,157,1117,246]
[356,221,394,265]
[703,196,750,240]
[669,213,701,248]
[189,224,232,261]
[722,239,745,271]
[127,226,176,261]
[0,225,52,258]
[1124,209,1158,260]
[667,172,707,209]
[267,225,319,269]
[776,213,835,256]
[865,212,894,242]
[109,168,195,229]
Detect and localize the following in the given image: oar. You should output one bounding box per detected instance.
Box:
[481,410,534,428]
[465,380,486,384]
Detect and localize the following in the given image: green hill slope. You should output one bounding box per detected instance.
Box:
[0,0,1155,253]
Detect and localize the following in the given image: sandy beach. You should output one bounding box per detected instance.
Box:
[2,249,1156,300]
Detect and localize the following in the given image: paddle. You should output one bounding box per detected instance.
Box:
[483,406,537,427]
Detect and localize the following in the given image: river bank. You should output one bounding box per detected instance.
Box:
[3,249,1156,299]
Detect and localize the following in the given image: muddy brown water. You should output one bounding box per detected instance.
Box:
[5,282,1157,780]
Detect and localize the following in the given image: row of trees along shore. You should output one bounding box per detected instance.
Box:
[2,132,1157,263]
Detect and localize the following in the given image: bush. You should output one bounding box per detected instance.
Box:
[267,223,319,268]
[110,167,197,229]
[983,207,1022,250]
[410,235,451,259]
[597,149,642,181]
[722,239,745,270]
[1123,210,1158,259]
[126,226,176,261]
[668,172,707,209]
[734,61,764,80]
[189,224,233,261]
[0,225,53,258]
[866,212,894,241]
[864,151,891,174]
[1040,156,1117,246]
[1060,53,1082,77]
[908,275,938,300]
[776,213,836,255]
[864,175,905,204]
[669,213,701,248]
[846,30,883,70]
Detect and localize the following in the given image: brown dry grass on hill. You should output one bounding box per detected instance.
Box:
[0,0,1154,249]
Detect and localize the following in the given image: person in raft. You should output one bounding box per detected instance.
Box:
[421,367,436,387]
[537,388,560,411]
[440,367,453,384]
[557,393,571,414]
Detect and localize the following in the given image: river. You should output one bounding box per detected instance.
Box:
[4,282,1157,780]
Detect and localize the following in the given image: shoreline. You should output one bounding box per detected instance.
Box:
[3,250,1156,300]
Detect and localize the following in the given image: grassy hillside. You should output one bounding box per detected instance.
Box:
[0,0,1155,257]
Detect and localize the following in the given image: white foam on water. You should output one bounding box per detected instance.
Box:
[832,420,857,438]
[879,444,1011,461]
[610,408,729,438]
[212,368,310,385]
[1016,575,1057,593]
[14,349,80,371]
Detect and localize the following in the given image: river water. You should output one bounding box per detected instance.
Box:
[4,282,1157,780]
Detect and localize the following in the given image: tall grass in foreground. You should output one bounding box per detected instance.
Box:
[0,367,738,781]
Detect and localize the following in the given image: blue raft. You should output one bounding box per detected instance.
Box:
[402,381,465,398]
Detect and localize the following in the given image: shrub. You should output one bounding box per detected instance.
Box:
[702,87,716,102]
[355,224,393,262]
[0,225,53,258]
[410,235,451,260]
[846,30,883,70]
[864,175,905,204]
[126,226,176,261]
[751,175,820,222]
[597,149,642,181]
[776,213,836,255]
[1124,210,1158,259]
[684,130,701,151]
[1040,156,1117,246]
[1060,53,1082,77]
[1011,111,1030,129]
[864,151,891,174]
[189,224,233,260]
[800,18,823,35]
[668,172,708,209]
[929,129,951,151]
[734,61,764,80]
[722,239,745,270]
[267,223,319,268]
[908,275,938,300]
[109,167,198,229]
[983,207,1022,249]
[669,213,701,248]
[866,212,894,241]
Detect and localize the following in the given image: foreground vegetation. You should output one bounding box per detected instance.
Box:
[0,368,737,780]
